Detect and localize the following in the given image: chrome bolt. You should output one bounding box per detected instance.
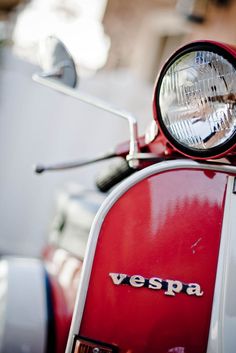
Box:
[93,348,100,353]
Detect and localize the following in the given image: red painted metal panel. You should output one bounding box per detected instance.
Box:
[79,169,228,353]
[43,246,83,353]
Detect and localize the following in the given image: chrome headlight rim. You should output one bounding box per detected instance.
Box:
[154,41,236,159]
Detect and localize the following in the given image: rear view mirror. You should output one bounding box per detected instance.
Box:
[37,36,77,88]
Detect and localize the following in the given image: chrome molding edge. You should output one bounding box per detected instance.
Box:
[207,175,236,353]
[66,159,236,353]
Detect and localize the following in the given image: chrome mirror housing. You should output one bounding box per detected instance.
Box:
[36,36,77,88]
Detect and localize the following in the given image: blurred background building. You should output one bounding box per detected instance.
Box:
[1,0,236,79]
[103,0,236,81]
[0,0,235,255]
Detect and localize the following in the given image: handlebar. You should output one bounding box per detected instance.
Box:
[96,159,136,192]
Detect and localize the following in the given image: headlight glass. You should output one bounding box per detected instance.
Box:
[159,47,236,156]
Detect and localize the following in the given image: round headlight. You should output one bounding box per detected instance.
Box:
[154,41,236,158]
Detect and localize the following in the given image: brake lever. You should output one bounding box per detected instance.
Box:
[34,152,116,174]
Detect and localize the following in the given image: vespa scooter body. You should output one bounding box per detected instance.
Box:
[29,38,236,353]
[66,160,236,353]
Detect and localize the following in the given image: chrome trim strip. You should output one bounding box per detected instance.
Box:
[207,176,236,353]
[66,159,236,353]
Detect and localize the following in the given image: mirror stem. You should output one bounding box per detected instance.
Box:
[33,74,140,168]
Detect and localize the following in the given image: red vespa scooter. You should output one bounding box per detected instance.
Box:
[14,39,236,353]
[51,40,236,353]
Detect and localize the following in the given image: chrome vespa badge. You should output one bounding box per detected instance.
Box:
[109,273,203,297]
